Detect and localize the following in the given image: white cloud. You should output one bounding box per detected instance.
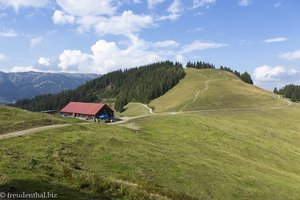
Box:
[0,0,49,11]
[30,36,43,48]
[253,65,300,89]
[52,10,75,25]
[38,57,50,66]
[175,54,185,63]
[153,40,179,48]
[158,0,183,21]
[58,50,91,71]
[0,54,9,61]
[180,40,227,54]
[80,11,154,37]
[56,0,116,16]
[55,10,154,38]
[55,37,227,74]
[11,65,39,72]
[253,65,286,82]
[0,29,18,37]
[239,0,251,6]
[147,0,165,9]
[279,50,300,61]
[53,1,154,39]
[263,37,287,43]
[192,0,216,9]
[57,36,166,74]
[90,37,162,73]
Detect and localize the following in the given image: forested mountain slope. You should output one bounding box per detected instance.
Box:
[15,61,185,112]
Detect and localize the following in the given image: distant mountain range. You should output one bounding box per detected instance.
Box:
[0,71,99,104]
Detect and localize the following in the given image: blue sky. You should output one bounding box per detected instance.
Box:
[0,0,299,90]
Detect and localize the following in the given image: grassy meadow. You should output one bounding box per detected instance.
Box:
[120,102,152,117]
[0,106,81,134]
[1,68,299,199]
[150,69,287,113]
[0,104,299,199]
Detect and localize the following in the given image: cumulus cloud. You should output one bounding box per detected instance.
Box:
[0,0,49,11]
[147,0,165,9]
[56,0,116,16]
[55,36,229,74]
[192,0,216,9]
[263,37,287,43]
[30,36,43,48]
[77,10,154,37]
[53,8,154,38]
[56,35,168,74]
[38,57,50,66]
[279,50,300,61]
[58,50,91,72]
[52,10,75,25]
[180,40,227,54]
[52,1,156,39]
[253,65,300,89]
[253,65,286,82]
[239,0,251,6]
[0,54,9,61]
[158,0,183,21]
[92,38,162,72]
[0,28,18,37]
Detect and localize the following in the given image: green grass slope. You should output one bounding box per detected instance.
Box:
[0,106,78,134]
[150,68,287,113]
[0,105,299,199]
[120,102,151,117]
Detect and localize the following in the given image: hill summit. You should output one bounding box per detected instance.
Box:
[150,68,287,113]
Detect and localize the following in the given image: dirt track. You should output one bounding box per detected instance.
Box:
[0,124,70,140]
[0,97,294,140]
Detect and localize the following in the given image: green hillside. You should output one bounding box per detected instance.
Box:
[0,106,78,134]
[120,102,152,117]
[0,105,299,199]
[1,68,299,199]
[15,61,185,112]
[150,68,287,113]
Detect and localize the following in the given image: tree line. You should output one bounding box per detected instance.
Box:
[14,60,254,112]
[14,61,185,112]
[274,84,300,102]
[186,61,253,85]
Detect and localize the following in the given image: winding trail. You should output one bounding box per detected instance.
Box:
[142,104,154,114]
[180,79,210,112]
[0,124,71,140]
[0,98,293,139]
[180,73,215,112]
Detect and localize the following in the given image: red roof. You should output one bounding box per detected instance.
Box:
[60,102,106,115]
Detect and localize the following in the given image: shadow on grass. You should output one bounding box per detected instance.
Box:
[0,179,108,200]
